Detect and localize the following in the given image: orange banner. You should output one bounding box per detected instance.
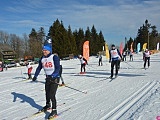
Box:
[130,42,133,52]
[83,41,89,61]
[119,42,123,55]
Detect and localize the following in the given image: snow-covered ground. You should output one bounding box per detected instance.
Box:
[1,52,160,120]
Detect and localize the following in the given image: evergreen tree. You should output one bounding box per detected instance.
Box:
[128,37,134,51]
[29,28,37,57]
[49,19,77,58]
[76,28,85,55]
[98,31,105,51]
[90,25,99,55]
[67,25,77,55]
[73,30,81,54]
[150,25,158,49]
[136,19,158,50]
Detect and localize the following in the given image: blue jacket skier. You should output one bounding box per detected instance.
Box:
[32,44,60,119]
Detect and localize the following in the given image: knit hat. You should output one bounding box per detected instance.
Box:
[111,44,115,47]
[79,55,82,58]
[43,45,52,53]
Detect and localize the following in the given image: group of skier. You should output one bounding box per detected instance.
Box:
[22,39,150,119]
[77,44,150,79]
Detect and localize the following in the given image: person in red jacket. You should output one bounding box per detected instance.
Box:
[25,61,33,79]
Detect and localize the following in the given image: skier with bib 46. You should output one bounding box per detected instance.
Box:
[32,43,60,119]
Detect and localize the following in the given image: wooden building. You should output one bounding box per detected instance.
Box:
[0,44,16,61]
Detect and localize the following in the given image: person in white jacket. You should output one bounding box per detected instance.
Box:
[78,55,88,74]
[109,44,122,78]
[143,49,151,69]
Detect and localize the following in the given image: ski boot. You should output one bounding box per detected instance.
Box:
[61,82,65,86]
[48,109,58,119]
[108,76,113,79]
[39,104,51,112]
[27,74,32,80]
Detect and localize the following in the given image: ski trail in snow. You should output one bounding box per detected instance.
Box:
[100,81,157,120]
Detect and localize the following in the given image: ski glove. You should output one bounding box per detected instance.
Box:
[32,77,37,81]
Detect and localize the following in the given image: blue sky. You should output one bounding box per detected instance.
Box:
[0,0,160,45]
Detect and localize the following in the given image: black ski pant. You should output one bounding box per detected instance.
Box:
[99,58,102,66]
[123,55,126,61]
[111,60,119,77]
[130,55,133,61]
[144,57,150,68]
[81,63,86,72]
[45,78,59,109]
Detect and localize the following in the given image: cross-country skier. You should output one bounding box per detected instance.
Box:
[129,51,133,61]
[143,49,151,69]
[32,43,60,119]
[109,44,122,78]
[98,53,103,66]
[122,51,127,61]
[78,55,88,74]
[25,61,33,79]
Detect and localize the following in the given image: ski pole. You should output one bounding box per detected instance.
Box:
[86,65,91,70]
[87,64,96,69]
[21,69,25,79]
[124,61,135,68]
[56,83,87,94]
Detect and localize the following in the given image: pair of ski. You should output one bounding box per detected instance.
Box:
[77,72,86,75]
[21,103,69,120]
[106,76,117,82]
[21,108,53,120]
[47,107,71,120]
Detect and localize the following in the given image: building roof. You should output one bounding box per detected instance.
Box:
[0,43,16,56]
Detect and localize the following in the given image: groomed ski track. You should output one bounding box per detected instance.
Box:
[100,81,158,120]
[0,52,160,120]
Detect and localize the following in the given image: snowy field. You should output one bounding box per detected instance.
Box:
[1,52,160,120]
